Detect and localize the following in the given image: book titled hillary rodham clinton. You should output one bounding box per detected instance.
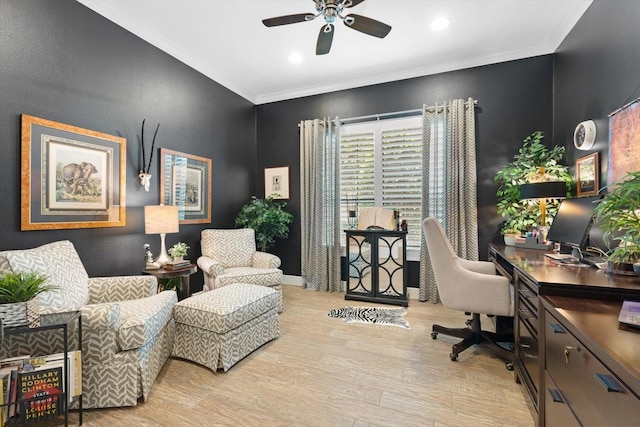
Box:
[18,364,63,422]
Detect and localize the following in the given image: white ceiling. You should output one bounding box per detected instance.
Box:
[76,0,592,105]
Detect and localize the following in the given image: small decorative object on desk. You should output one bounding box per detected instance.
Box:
[400,220,408,231]
[0,271,55,327]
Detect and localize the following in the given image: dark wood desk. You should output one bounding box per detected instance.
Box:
[142,264,197,301]
[488,244,640,426]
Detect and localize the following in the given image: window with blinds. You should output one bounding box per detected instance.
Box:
[340,116,423,247]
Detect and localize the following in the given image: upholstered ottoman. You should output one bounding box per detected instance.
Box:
[171,283,279,372]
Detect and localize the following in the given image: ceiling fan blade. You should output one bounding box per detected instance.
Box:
[316,24,334,55]
[344,14,391,38]
[262,13,313,27]
[345,0,366,7]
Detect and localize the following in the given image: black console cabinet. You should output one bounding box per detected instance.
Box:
[345,229,408,307]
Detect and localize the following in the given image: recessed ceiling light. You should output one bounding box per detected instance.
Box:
[431,17,450,32]
[289,52,303,64]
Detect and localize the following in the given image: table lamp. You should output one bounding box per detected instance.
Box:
[345,192,358,229]
[144,205,179,266]
[519,181,567,227]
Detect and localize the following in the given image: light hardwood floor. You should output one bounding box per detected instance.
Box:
[45,285,535,426]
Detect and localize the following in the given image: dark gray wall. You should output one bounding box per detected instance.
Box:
[554,0,640,185]
[4,0,635,286]
[257,56,555,274]
[0,0,256,292]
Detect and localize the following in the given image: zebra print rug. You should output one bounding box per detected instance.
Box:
[328,306,410,329]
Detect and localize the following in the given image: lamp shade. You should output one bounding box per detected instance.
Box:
[519,182,566,200]
[144,205,179,234]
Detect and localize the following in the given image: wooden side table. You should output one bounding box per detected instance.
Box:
[142,264,198,301]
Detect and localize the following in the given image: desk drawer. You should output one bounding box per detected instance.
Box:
[518,287,538,315]
[518,315,539,395]
[545,315,640,426]
[544,372,580,427]
[515,271,539,322]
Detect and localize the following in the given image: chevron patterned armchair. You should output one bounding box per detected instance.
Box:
[0,240,177,409]
[197,228,284,311]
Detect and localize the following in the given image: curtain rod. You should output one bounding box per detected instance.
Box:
[339,100,478,125]
[339,108,422,125]
[609,97,640,117]
[423,99,478,113]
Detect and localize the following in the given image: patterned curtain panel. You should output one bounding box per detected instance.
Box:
[419,98,479,302]
[299,118,342,292]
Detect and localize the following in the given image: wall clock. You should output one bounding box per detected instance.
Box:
[573,120,597,150]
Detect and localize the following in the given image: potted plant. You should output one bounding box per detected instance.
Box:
[502,228,520,246]
[494,131,571,236]
[168,242,189,261]
[593,171,640,273]
[235,196,294,252]
[0,271,55,327]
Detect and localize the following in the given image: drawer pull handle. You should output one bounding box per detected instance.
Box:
[564,345,580,364]
[594,373,623,393]
[519,289,536,298]
[519,343,531,349]
[547,388,565,403]
[548,323,565,333]
[519,309,533,320]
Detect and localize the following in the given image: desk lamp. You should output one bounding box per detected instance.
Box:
[144,205,179,266]
[519,181,567,227]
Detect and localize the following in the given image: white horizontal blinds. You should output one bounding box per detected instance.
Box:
[340,116,423,246]
[381,125,423,246]
[340,130,375,230]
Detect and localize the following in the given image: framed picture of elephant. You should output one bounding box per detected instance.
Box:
[21,114,126,230]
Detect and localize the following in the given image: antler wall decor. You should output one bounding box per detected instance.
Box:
[139,119,160,191]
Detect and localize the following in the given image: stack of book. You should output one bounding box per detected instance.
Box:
[164,260,191,270]
[0,351,81,424]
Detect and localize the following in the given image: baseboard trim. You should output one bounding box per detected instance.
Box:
[281,275,421,300]
[282,275,305,286]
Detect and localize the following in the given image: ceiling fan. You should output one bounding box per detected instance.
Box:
[262,0,392,55]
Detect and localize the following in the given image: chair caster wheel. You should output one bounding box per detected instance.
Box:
[450,352,458,361]
[506,362,514,371]
[431,332,438,339]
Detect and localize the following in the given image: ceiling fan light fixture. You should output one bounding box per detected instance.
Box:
[263,0,391,54]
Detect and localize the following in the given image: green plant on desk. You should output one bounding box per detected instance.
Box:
[594,170,640,264]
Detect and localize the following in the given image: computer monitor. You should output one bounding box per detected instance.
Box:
[546,195,603,252]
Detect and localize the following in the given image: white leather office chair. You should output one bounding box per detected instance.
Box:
[422,217,514,368]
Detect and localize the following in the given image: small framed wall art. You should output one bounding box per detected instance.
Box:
[576,152,600,196]
[21,114,126,230]
[264,166,289,199]
[160,148,212,224]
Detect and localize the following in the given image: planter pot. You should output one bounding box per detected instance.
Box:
[0,297,40,328]
[503,234,518,246]
[606,261,638,276]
